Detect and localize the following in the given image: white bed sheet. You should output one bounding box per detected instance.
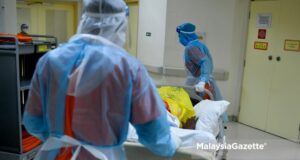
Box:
[127,124,217,148]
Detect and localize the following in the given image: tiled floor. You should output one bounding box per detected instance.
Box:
[223,122,300,160]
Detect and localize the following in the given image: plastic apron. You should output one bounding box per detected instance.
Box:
[34,95,123,160]
[34,136,109,160]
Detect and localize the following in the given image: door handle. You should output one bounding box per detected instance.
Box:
[276,56,281,62]
[268,55,273,61]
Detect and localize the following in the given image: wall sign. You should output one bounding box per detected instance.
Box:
[254,41,268,50]
[258,29,267,39]
[284,40,300,52]
[256,13,272,28]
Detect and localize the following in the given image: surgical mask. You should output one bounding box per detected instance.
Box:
[179,34,189,46]
[21,24,29,34]
[178,32,198,46]
[77,12,128,47]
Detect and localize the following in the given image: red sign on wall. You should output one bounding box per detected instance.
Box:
[258,29,267,39]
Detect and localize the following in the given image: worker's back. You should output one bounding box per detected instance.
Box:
[43,33,150,141]
[45,34,138,145]
[24,34,176,159]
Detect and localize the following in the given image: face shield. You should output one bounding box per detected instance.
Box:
[176,23,198,46]
[123,6,133,50]
[77,0,128,47]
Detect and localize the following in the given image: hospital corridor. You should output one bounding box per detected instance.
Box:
[0,0,299,159]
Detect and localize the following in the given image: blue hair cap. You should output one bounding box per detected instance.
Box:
[176,23,196,33]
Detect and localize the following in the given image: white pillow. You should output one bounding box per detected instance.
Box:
[194,100,230,137]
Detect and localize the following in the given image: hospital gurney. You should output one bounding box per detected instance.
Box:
[124,85,227,160]
[124,141,215,160]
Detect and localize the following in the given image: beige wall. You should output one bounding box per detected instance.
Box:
[137,0,167,67]
[0,0,17,33]
[124,3,139,57]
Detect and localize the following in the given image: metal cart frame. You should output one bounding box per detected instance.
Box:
[0,35,57,160]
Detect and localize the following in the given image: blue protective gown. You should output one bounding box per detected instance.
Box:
[179,33,229,123]
[23,34,176,159]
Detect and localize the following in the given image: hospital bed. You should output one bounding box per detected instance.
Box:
[124,84,227,160]
[124,141,215,160]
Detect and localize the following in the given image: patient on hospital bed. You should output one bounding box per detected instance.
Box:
[127,99,229,149]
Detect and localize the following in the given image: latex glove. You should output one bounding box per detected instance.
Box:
[194,81,205,92]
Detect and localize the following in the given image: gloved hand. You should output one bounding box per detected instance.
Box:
[194,81,206,92]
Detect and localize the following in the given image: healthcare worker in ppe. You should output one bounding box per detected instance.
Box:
[176,22,228,123]
[23,0,177,159]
